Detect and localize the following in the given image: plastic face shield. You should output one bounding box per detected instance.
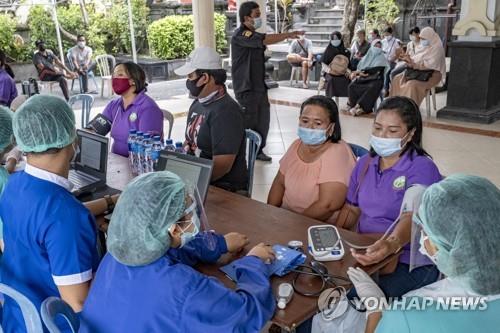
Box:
[409,210,435,271]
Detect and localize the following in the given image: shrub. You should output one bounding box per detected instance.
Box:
[0,14,16,56]
[366,0,400,31]
[148,13,227,60]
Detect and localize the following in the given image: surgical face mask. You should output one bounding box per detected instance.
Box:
[252,17,262,30]
[179,201,201,248]
[297,126,329,146]
[385,35,393,41]
[77,41,86,48]
[38,45,45,52]
[369,131,411,157]
[112,77,131,95]
[409,35,417,42]
[331,40,341,47]
[419,231,438,264]
[421,39,430,47]
[186,75,205,97]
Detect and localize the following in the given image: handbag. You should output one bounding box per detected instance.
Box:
[404,68,434,82]
[335,157,371,231]
[329,55,349,76]
[355,72,380,84]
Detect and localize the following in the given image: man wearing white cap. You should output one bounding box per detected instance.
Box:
[175,47,248,194]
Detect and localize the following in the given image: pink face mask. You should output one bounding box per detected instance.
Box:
[112,77,131,95]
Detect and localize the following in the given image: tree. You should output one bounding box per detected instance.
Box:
[366,0,400,31]
[341,0,361,46]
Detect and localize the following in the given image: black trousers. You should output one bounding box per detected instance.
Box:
[235,90,270,151]
[77,61,96,93]
[42,74,70,101]
[348,78,384,112]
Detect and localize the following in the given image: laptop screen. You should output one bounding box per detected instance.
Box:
[75,130,109,178]
[156,151,213,202]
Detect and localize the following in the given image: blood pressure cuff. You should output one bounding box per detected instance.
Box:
[86,113,111,136]
[220,245,306,281]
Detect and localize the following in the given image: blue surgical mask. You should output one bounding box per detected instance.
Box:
[253,17,262,30]
[331,40,341,47]
[369,133,410,157]
[419,231,438,264]
[297,126,329,146]
[421,39,430,47]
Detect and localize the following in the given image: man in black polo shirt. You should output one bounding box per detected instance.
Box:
[175,47,248,194]
[232,1,303,162]
[32,39,77,101]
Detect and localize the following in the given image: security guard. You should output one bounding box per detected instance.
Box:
[231,1,303,161]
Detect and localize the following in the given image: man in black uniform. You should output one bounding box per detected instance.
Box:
[232,1,303,161]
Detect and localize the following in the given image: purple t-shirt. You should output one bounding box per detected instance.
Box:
[347,151,442,264]
[0,69,17,107]
[102,91,163,156]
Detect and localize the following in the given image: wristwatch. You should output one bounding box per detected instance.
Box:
[103,195,115,214]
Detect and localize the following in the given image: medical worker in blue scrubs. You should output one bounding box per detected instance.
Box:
[80,171,276,333]
[0,106,14,251]
[0,95,99,333]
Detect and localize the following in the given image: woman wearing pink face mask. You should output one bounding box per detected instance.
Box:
[98,62,163,157]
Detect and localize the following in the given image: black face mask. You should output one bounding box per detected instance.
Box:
[38,45,46,52]
[186,75,205,97]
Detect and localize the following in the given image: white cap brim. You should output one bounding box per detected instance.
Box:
[174,63,197,76]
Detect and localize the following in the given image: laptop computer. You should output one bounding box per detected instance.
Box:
[69,129,109,195]
[155,151,213,202]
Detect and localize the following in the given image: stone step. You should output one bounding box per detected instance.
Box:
[303,24,343,33]
[310,40,330,48]
[309,16,344,25]
[314,9,344,18]
[304,31,332,39]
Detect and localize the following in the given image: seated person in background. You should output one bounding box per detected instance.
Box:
[343,39,388,116]
[91,62,163,157]
[80,171,276,333]
[268,95,356,223]
[352,174,500,333]
[32,39,77,101]
[175,47,248,194]
[350,29,370,70]
[287,36,314,88]
[0,95,99,333]
[320,31,352,99]
[391,27,422,80]
[343,96,441,300]
[390,27,446,107]
[0,50,17,108]
[381,27,401,96]
[69,34,96,94]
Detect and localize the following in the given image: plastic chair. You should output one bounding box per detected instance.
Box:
[67,51,99,94]
[95,54,116,98]
[348,143,369,159]
[245,129,262,198]
[289,66,302,87]
[425,87,437,118]
[40,297,79,333]
[0,283,44,333]
[68,94,94,128]
[161,109,174,139]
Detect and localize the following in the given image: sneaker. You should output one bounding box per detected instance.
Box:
[256,152,272,162]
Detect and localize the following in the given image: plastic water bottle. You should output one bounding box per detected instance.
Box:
[135,132,145,175]
[151,136,163,171]
[127,129,137,171]
[164,139,175,151]
[175,142,185,154]
[276,283,294,310]
[142,134,152,173]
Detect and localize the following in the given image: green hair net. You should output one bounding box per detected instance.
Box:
[13,95,76,153]
[0,106,13,152]
[418,174,500,295]
[107,171,187,266]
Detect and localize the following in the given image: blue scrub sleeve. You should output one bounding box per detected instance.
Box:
[376,310,411,333]
[167,232,228,266]
[45,212,98,285]
[180,256,275,332]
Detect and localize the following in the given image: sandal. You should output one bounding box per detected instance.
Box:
[341,105,352,115]
[350,105,366,117]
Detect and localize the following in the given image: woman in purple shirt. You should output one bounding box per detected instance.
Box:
[101,62,163,156]
[344,96,441,299]
[0,50,18,108]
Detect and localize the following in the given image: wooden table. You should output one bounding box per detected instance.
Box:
[105,154,394,331]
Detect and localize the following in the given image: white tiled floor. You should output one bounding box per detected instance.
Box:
[74,86,500,203]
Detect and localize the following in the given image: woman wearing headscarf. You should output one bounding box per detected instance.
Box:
[80,172,276,333]
[389,27,446,107]
[343,39,389,116]
[320,31,352,99]
[346,174,500,333]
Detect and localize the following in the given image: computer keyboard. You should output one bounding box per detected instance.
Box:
[68,170,98,190]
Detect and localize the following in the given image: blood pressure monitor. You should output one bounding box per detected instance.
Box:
[307,225,345,261]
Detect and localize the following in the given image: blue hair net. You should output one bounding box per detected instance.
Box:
[13,95,76,153]
[0,106,13,152]
[418,174,500,295]
[107,171,187,266]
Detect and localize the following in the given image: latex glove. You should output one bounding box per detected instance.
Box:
[5,146,22,162]
[347,267,386,316]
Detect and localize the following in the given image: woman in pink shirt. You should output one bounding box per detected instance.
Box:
[268,95,356,223]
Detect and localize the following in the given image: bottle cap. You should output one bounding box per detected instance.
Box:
[288,240,303,251]
[277,299,286,310]
[129,129,137,134]
[175,142,183,147]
